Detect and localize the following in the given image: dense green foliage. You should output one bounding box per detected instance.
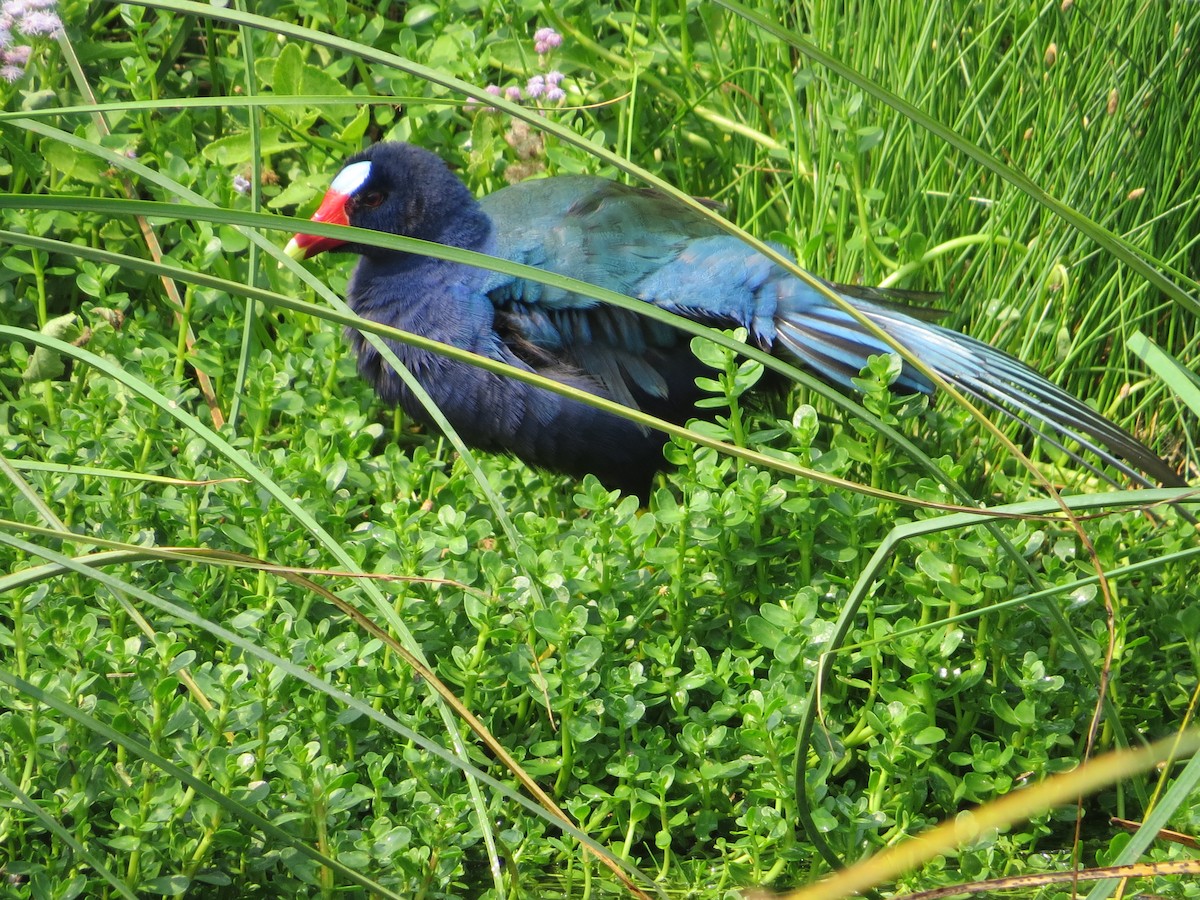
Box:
[0,0,1198,897]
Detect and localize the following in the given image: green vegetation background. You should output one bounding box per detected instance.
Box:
[0,0,1197,897]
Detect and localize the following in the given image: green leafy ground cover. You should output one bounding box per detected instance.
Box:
[0,0,1198,897]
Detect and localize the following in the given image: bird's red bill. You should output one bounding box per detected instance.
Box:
[285,189,351,259]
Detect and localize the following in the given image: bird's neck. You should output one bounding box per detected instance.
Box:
[356,218,495,286]
[428,193,492,251]
[358,193,492,270]
[348,203,498,338]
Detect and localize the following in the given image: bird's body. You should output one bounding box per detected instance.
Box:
[287,143,1183,495]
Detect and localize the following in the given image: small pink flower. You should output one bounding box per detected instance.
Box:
[469,84,504,113]
[1,64,23,81]
[533,27,562,54]
[504,85,522,102]
[526,75,545,98]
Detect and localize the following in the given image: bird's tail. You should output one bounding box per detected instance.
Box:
[772,293,1185,487]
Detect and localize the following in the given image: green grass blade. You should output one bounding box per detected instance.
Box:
[1128,330,1200,418]
[226,9,265,433]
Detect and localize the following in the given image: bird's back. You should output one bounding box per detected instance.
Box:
[478,175,926,392]
[480,176,715,302]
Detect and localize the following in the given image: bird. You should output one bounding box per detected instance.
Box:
[285,142,1184,498]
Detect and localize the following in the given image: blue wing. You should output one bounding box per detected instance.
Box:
[475,176,1181,487]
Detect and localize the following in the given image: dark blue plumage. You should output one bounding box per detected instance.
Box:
[286,142,1183,496]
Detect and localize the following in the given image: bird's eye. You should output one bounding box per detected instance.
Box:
[358,190,385,208]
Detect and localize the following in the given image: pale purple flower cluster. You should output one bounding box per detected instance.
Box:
[526,71,565,104]
[533,27,562,55]
[0,0,61,82]
[474,26,567,112]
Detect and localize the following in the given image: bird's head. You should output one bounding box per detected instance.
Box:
[285,143,482,261]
